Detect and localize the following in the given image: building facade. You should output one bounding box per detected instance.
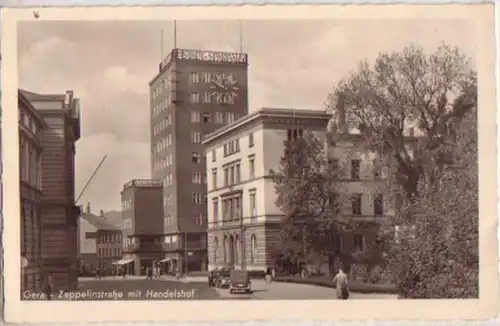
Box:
[78,203,122,275]
[21,89,81,291]
[203,108,331,272]
[18,90,47,292]
[120,179,164,275]
[149,49,249,272]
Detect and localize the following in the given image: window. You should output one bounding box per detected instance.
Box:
[211,149,216,162]
[351,193,362,215]
[213,237,219,262]
[192,172,202,184]
[215,112,224,124]
[190,92,200,103]
[328,158,339,177]
[224,167,229,186]
[248,155,255,179]
[189,72,199,84]
[249,192,257,219]
[203,72,211,83]
[212,168,217,189]
[373,159,381,179]
[203,112,211,123]
[192,152,200,164]
[374,194,384,216]
[224,139,240,157]
[194,213,203,225]
[226,112,235,124]
[250,235,257,263]
[192,192,202,204]
[191,131,201,144]
[235,163,241,184]
[287,129,303,141]
[190,111,200,123]
[353,234,364,251]
[351,160,361,180]
[203,92,211,103]
[213,199,219,222]
[248,132,254,147]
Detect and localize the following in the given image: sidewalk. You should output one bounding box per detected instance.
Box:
[78,275,208,283]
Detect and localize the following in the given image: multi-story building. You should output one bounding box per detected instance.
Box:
[78,203,122,275]
[119,179,164,275]
[203,108,331,272]
[149,49,249,272]
[21,89,81,291]
[18,90,47,292]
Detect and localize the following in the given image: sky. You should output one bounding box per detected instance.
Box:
[17,19,476,212]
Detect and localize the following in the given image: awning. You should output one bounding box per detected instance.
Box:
[116,258,134,265]
[160,258,171,263]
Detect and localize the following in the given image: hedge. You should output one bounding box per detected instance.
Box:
[274,276,399,294]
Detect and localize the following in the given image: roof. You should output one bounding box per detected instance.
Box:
[19,89,66,101]
[18,89,47,128]
[81,212,121,231]
[203,107,331,145]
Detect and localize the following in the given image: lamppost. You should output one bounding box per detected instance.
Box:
[240,214,246,270]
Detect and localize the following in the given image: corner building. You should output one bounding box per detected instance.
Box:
[120,179,164,275]
[149,49,249,273]
[18,90,47,292]
[203,108,331,272]
[21,90,81,291]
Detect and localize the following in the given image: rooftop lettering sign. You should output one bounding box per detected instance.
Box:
[160,49,248,71]
[124,179,162,189]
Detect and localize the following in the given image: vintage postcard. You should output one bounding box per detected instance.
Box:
[1,4,498,323]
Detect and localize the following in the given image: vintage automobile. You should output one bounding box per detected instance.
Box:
[229,270,251,294]
[215,269,232,288]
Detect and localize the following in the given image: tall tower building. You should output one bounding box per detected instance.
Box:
[149,48,249,273]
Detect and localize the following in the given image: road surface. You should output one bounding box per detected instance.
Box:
[70,276,396,300]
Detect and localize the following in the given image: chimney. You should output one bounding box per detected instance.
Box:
[336,91,346,133]
[408,128,415,137]
[86,202,91,214]
[100,209,104,217]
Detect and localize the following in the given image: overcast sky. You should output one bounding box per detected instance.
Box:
[18,19,476,212]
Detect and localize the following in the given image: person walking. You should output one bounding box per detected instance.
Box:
[42,274,53,301]
[265,267,272,284]
[332,268,349,300]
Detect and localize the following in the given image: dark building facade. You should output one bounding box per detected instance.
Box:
[18,90,47,292]
[21,89,81,291]
[149,49,249,273]
[120,179,164,275]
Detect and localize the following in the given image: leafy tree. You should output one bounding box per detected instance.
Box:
[388,107,478,298]
[269,131,347,274]
[326,43,477,204]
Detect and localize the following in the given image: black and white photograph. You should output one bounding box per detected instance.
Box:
[1,4,497,323]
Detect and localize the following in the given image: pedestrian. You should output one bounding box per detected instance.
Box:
[42,274,53,301]
[332,268,349,300]
[265,267,272,284]
[271,267,276,281]
[146,267,153,280]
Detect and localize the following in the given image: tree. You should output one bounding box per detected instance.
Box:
[269,131,346,274]
[326,43,477,204]
[388,107,478,298]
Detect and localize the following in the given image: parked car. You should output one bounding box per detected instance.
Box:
[215,269,231,288]
[229,270,251,294]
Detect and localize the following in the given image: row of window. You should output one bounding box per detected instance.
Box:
[211,155,255,190]
[190,111,234,124]
[213,234,258,264]
[19,111,39,136]
[122,219,132,229]
[212,191,257,222]
[122,199,133,211]
[97,233,121,243]
[153,115,172,135]
[19,136,42,190]
[152,94,173,118]
[188,72,237,85]
[163,194,173,207]
[154,154,173,172]
[151,76,172,100]
[327,159,384,181]
[98,247,121,257]
[154,133,173,154]
[350,193,384,216]
[211,132,254,163]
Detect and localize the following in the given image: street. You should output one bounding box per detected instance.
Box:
[72,276,397,300]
